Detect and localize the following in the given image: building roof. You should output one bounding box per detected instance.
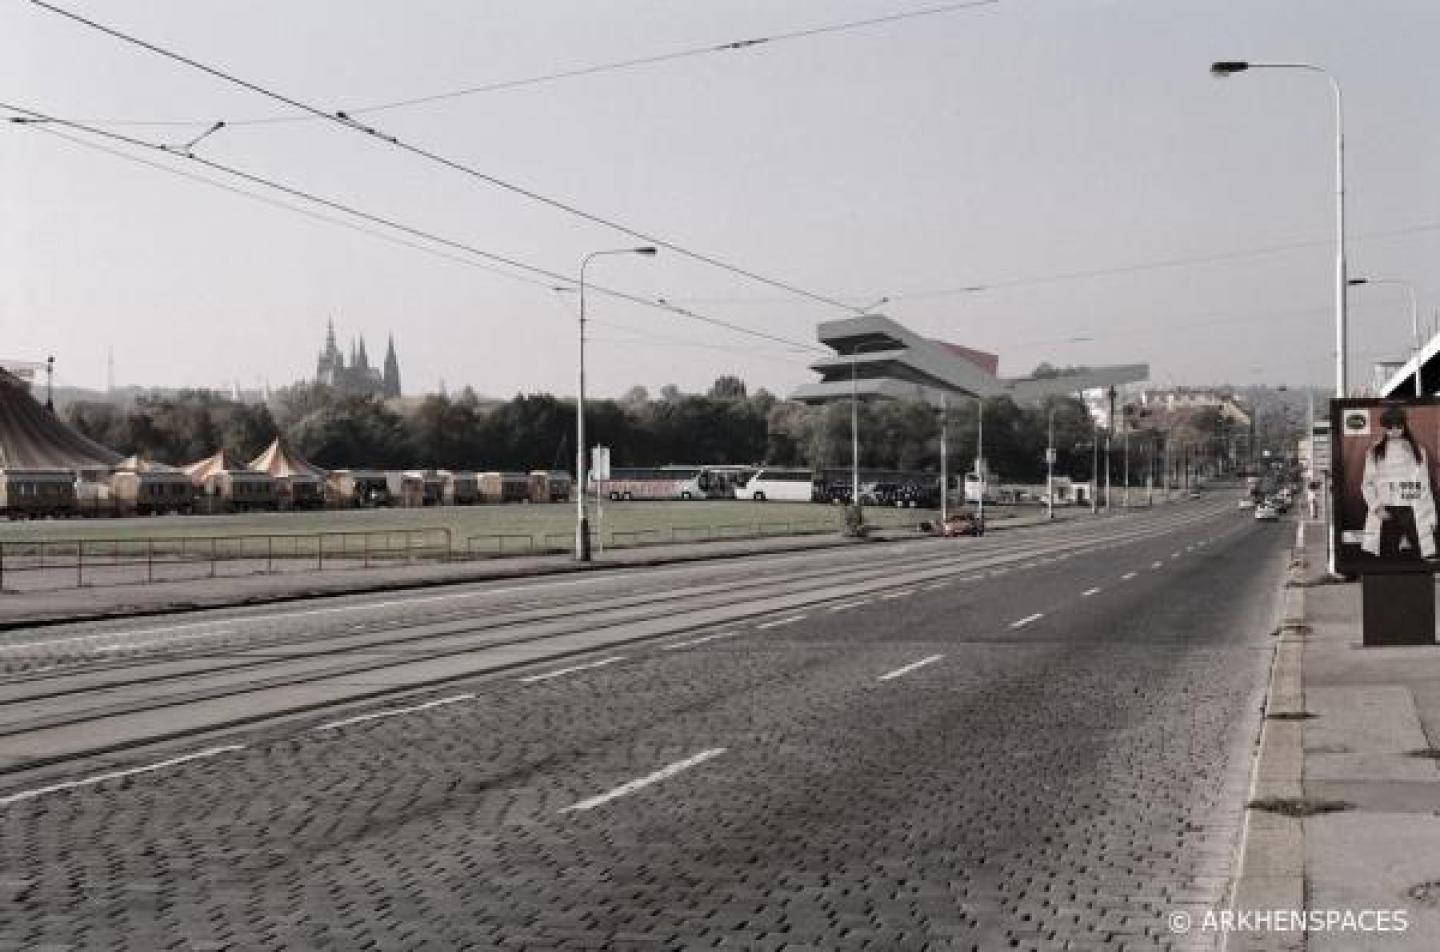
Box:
[0,369,123,470]
[790,314,1148,407]
[249,436,327,480]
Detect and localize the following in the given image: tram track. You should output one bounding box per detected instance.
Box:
[0,503,1232,788]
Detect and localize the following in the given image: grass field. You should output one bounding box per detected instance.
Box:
[0,500,939,554]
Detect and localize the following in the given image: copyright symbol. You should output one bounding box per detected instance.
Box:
[1168,911,1192,934]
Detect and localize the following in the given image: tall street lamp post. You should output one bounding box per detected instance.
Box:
[575,246,657,562]
[1349,277,1422,396]
[849,338,894,507]
[1211,60,1347,398]
[1045,403,1056,520]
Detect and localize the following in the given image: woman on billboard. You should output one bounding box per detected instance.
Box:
[1361,405,1439,560]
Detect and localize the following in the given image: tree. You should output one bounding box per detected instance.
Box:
[707,375,747,400]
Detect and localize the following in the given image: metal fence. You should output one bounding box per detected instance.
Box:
[463,516,865,558]
[0,527,452,593]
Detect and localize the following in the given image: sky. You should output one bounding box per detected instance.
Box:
[2,0,1437,399]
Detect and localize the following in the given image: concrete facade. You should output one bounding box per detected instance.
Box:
[789,314,1148,407]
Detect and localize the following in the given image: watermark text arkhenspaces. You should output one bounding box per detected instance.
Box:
[1167,908,1410,934]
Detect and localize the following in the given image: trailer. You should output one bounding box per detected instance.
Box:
[0,469,76,519]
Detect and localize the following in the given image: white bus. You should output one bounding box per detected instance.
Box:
[592,466,718,501]
[736,467,821,502]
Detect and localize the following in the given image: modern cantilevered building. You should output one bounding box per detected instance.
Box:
[789,314,1149,407]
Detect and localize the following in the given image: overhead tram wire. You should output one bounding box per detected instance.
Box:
[38,0,999,128]
[3,102,824,356]
[25,124,562,293]
[31,0,880,317]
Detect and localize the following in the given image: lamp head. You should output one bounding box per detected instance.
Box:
[1346,277,1368,287]
[1210,61,1250,77]
[634,246,658,256]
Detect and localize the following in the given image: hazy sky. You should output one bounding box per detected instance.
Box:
[3,0,1437,398]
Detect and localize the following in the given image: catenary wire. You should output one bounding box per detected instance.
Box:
[51,0,998,127]
[4,103,825,355]
[29,0,880,317]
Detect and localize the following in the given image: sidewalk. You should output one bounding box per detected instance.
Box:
[1237,515,1440,950]
[0,505,1091,630]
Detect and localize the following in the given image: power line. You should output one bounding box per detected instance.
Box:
[5,102,825,355]
[891,221,1440,301]
[39,1,999,128]
[29,0,884,316]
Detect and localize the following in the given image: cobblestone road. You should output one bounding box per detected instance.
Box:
[0,509,1290,950]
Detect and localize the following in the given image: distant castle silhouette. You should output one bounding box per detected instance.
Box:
[315,319,401,398]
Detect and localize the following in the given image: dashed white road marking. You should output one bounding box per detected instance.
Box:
[1021,562,1038,569]
[0,745,245,807]
[1151,561,1164,570]
[315,694,475,731]
[1171,552,1182,559]
[758,615,807,630]
[880,590,915,600]
[878,654,945,681]
[1010,612,1045,629]
[518,656,625,683]
[828,600,872,613]
[959,575,984,582]
[662,631,740,651]
[1082,587,1102,597]
[922,582,948,591]
[560,748,727,813]
[1122,571,1137,581]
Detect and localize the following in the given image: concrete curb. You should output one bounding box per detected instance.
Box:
[1224,517,1308,951]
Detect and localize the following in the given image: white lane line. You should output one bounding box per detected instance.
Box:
[880,590,915,600]
[1186,544,1196,552]
[758,615,807,630]
[560,748,727,813]
[1021,562,1038,569]
[1171,552,1182,559]
[0,745,245,807]
[662,631,740,651]
[959,575,984,582]
[827,599,873,613]
[922,582,948,591]
[1151,561,1165,570]
[1122,571,1137,581]
[314,694,475,731]
[1010,612,1045,629]
[518,656,625,683]
[1082,587,1102,597]
[878,654,944,681]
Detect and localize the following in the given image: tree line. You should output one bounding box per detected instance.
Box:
[63,374,1233,482]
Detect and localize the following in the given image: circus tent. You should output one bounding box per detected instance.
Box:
[0,369,122,471]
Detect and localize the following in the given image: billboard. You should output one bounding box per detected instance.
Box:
[1332,398,1440,574]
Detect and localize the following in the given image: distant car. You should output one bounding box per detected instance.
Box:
[941,511,982,537]
[1238,498,1255,510]
[1254,504,1279,522]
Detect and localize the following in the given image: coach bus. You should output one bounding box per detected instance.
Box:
[591,466,725,501]
[735,467,823,502]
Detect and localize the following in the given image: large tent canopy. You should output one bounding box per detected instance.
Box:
[249,436,327,480]
[0,369,122,470]
[184,449,250,483]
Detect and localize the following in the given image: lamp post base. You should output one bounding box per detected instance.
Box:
[576,516,592,562]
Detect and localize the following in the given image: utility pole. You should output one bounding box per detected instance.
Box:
[939,394,948,524]
[1105,386,1116,511]
[1045,403,1055,520]
[44,356,54,412]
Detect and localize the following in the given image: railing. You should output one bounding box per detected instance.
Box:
[0,527,451,594]
[464,516,871,558]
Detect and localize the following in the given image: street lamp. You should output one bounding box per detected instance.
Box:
[1211,60,1347,398]
[1349,277,1422,396]
[849,339,894,507]
[575,246,657,562]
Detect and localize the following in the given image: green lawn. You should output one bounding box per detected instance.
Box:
[0,500,937,556]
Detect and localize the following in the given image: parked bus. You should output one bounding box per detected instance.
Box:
[592,466,721,501]
[736,467,822,502]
